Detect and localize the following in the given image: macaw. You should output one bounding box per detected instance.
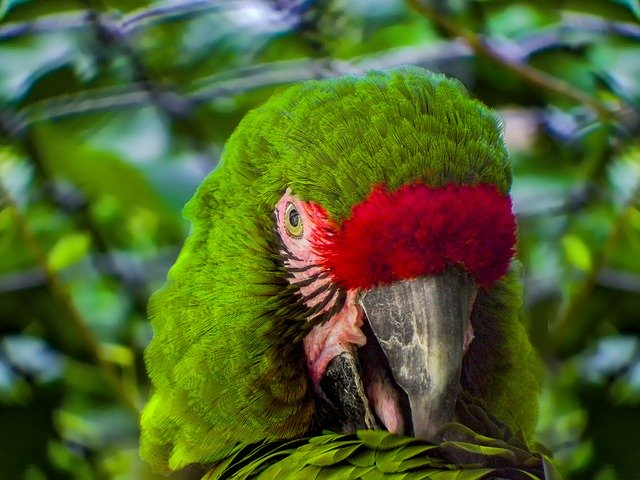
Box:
[140,67,555,479]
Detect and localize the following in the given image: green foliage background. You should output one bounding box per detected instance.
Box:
[0,1,639,479]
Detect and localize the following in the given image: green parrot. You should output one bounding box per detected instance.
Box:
[140,67,556,479]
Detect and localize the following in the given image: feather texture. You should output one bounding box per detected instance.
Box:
[202,394,556,480]
[139,67,543,476]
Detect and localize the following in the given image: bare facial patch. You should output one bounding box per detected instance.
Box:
[274,189,366,386]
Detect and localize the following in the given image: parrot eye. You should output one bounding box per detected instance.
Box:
[284,203,303,238]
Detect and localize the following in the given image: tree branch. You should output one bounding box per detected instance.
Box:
[597,267,640,293]
[2,41,472,137]
[0,182,140,414]
[0,183,139,415]
[552,183,640,354]
[406,0,615,119]
[0,247,179,293]
[0,0,239,41]
[3,5,636,137]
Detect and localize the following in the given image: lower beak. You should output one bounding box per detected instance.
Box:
[358,269,476,440]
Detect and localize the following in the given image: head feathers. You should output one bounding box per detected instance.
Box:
[140,67,535,473]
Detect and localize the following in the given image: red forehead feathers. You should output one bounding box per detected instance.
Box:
[319,183,516,290]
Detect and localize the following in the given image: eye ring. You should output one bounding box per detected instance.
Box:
[284,202,303,238]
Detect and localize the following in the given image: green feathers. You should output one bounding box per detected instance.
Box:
[209,66,511,223]
[203,395,553,480]
[139,67,540,475]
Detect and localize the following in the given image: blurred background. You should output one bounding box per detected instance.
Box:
[1,0,639,479]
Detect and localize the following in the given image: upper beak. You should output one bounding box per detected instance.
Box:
[358,268,476,440]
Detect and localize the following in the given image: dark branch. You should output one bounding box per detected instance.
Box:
[406,0,616,119]
[597,268,640,293]
[0,248,179,293]
[120,0,240,34]
[3,6,636,137]
[0,0,238,42]
[0,40,472,137]
[0,11,93,40]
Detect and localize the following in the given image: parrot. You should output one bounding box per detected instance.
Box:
[140,66,556,479]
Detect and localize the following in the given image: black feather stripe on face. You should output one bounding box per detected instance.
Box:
[275,230,346,327]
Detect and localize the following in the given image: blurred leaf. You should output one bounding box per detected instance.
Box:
[0,209,33,275]
[1,0,82,21]
[0,0,32,21]
[83,108,170,166]
[0,32,92,103]
[531,53,596,105]
[2,335,64,383]
[486,3,555,38]
[580,336,638,383]
[63,358,114,398]
[24,465,48,480]
[345,20,435,57]
[589,40,640,103]
[47,232,91,271]
[564,0,640,21]
[0,358,32,404]
[101,343,133,368]
[33,123,177,225]
[70,277,130,340]
[48,439,94,480]
[562,234,592,271]
[609,0,640,19]
[631,207,640,230]
[0,145,32,207]
[607,146,640,207]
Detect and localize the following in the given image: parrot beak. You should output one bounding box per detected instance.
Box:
[358,268,477,441]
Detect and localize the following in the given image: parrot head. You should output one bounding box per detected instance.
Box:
[140,67,540,473]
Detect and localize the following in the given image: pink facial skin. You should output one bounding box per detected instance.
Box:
[274,189,476,435]
[275,189,366,387]
[274,189,336,311]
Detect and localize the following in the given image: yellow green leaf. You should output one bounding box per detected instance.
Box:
[47,233,91,271]
[562,234,592,271]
